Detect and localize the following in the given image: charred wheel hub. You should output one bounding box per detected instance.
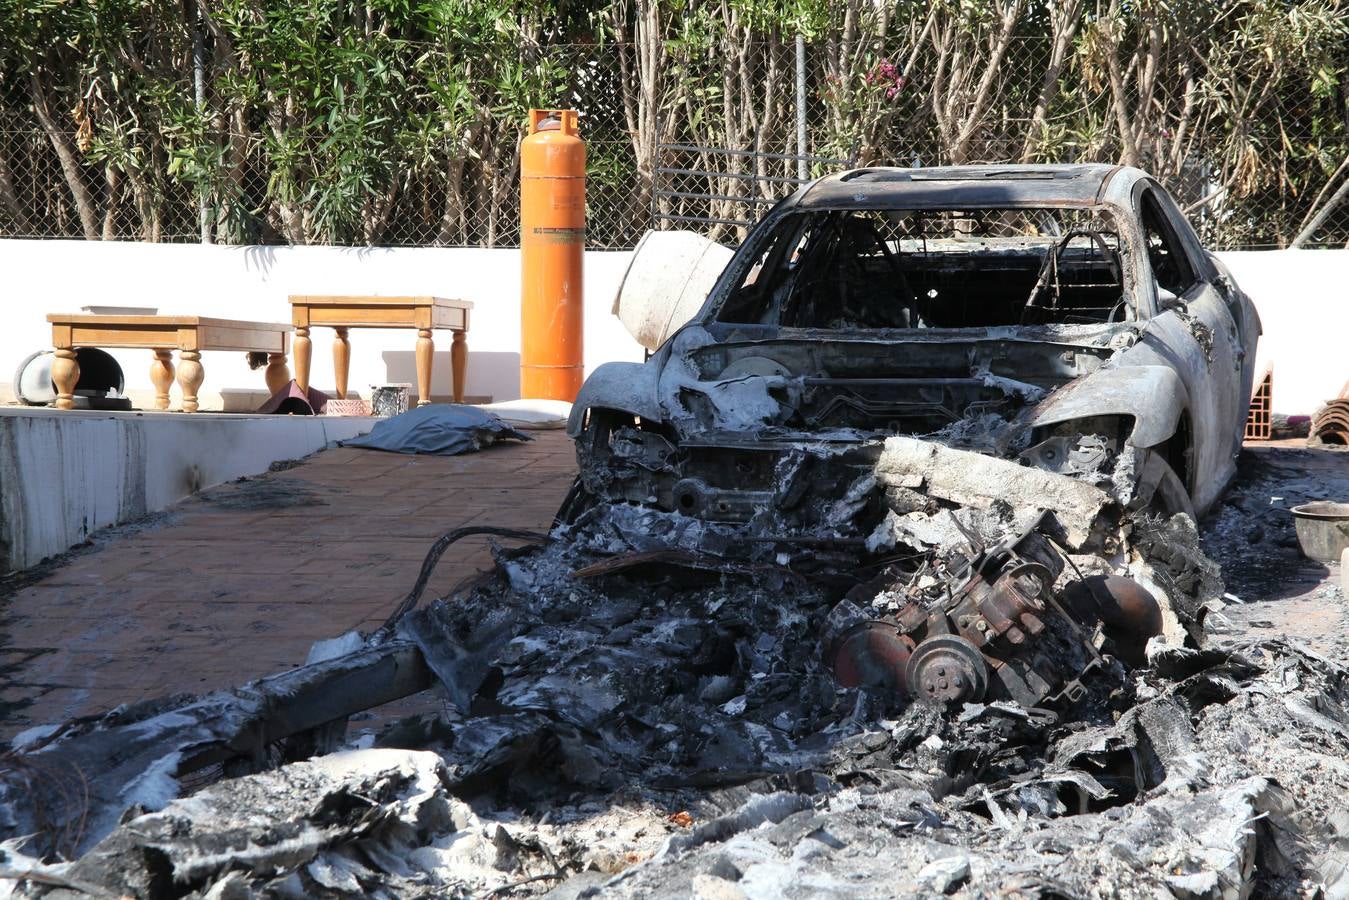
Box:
[905,635,988,704]
[830,622,915,693]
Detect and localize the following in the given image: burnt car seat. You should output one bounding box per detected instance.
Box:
[1021,229,1125,325]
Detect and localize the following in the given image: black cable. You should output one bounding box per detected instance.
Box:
[375,526,552,635]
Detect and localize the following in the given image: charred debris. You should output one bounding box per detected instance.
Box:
[0,185,1313,899]
[13,409,1346,897]
[0,323,1306,891]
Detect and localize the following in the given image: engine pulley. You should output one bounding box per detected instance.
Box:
[905,635,989,705]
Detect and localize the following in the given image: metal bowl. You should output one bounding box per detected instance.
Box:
[1290,502,1349,563]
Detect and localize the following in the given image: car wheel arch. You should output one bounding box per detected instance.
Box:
[566,361,664,437]
[1031,364,1190,449]
[1159,408,1194,494]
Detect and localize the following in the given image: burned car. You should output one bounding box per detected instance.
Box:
[569,164,1258,528]
[564,164,1258,705]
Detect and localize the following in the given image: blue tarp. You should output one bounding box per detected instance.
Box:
[342,404,532,456]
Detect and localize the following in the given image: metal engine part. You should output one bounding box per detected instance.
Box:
[946,536,1062,650]
[830,621,915,693]
[671,478,773,522]
[1063,573,1164,665]
[1021,433,1111,476]
[905,634,988,704]
[829,520,1163,709]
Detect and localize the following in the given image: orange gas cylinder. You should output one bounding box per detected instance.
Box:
[520,109,585,401]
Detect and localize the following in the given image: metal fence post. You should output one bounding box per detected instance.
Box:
[795,34,808,182]
[192,3,211,245]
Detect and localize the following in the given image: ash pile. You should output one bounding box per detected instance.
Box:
[4,450,1349,898]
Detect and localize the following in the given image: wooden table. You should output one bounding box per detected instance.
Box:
[48,314,291,412]
[288,295,472,405]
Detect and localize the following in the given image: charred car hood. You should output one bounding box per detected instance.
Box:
[628,323,1147,449]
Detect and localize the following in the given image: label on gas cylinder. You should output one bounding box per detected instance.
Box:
[530,226,586,244]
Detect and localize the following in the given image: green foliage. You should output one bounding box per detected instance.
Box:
[0,0,1344,247]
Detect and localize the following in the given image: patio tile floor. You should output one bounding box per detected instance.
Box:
[0,430,575,741]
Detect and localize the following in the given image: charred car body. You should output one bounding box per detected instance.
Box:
[566,164,1259,706]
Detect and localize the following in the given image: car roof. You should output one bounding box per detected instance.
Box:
[796,164,1133,210]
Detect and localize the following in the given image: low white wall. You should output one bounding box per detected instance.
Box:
[1216,249,1349,415]
[0,240,1341,416]
[0,240,642,410]
[0,408,374,571]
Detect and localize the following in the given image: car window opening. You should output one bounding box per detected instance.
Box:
[720,207,1131,329]
[1139,189,1199,298]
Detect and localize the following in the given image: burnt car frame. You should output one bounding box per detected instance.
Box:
[566,164,1260,533]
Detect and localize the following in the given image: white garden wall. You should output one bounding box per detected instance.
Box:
[0,240,1344,416]
[1216,249,1349,416]
[0,240,642,410]
[0,407,375,571]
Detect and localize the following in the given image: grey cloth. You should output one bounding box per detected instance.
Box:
[342,404,531,456]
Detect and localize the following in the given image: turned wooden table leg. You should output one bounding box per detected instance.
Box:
[177,350,204,413]
[332,327,350,399]
[52,348,80,410]
[415,328,434,406]
[150,349,175,410]
[294,325,312,394]
[451,330,467,404]
[265,352,290,395]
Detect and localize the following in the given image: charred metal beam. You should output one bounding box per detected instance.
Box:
[176,641,434,773]
[2,640,434,858]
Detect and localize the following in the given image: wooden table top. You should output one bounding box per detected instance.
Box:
[49,314,290,354]
[47,313,291,331]
[288,295,473,310]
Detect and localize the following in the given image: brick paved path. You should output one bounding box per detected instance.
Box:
[0,430,575,740]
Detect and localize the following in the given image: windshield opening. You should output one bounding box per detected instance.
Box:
[718,207,1130,329]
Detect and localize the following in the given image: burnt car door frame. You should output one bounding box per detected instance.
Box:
[1152,181,1259,446]
[1129,177,1245,510]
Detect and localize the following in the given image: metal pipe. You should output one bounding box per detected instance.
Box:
[653,166,806,185]
[795,34,808,182]
[653,190,780,206]
[192,2,211,244]
[657,143,846,165]
[177,642,434,774]
[1063,575,1163,665]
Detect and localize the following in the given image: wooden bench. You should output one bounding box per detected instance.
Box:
[288,295,472,405]
[48,314,291,412]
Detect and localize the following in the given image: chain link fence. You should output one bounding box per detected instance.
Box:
[0,128,658,249]
[651,144,853,245]
[1,33,1346,251]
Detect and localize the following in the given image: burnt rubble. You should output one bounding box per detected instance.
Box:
[2,443,1346,898]
[4,550,1347,897]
